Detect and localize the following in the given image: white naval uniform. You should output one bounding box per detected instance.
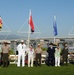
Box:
[55,48,61,67]
[17,43,26,67]
[27,48,34,67]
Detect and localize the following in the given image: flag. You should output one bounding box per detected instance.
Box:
[0,16,2,30]
[28,9,35,33]
[53,15,58,36]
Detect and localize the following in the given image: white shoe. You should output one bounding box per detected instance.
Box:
[55,65,57,67]
[31,66,33,67]
[17,66,20,67]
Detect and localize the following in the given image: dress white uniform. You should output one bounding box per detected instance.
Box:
[55,47,61,67]
[27,47,34,67]
[17,43,26,67]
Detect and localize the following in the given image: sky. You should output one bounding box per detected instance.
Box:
[0,0,74,39]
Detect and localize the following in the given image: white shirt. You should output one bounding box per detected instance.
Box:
[55,48,61,57]
[27,48,34,57]
[17,43,26,54]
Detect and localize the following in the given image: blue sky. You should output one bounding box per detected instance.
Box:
[0,0,74,39]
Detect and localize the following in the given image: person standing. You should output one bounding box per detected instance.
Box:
[27,45,34,67]
[0,46,2,67]
[35,44,42,66]
[62,43,68,66]
[17,40,26,67]
[2,41,10,67]
[55,44,61,67]
[47,43,55,66]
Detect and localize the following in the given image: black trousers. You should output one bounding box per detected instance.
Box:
[35,53,41,66]
[3,53,8,67]
[62,56,68,65]
[0,53,3,66]
[48,56,55,66]
[0,54,1,66]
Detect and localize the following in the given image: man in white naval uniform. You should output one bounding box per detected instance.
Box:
[17,40,26,67]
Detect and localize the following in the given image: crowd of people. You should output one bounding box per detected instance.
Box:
[17,40,42,67]
[47,43,68,67]
[0,40,69,68]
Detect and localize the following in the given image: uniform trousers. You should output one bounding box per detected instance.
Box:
[48,56,55,66]
[3,53,8,67]
[62,56,68,65]
[35,53,41,66]
[0,54,1,66]
[55,56,60,66]
[17,53,25,67]
[28,55,34,67]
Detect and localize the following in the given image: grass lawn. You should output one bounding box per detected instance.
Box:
[0,64,74,75]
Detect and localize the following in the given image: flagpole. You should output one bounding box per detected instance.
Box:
[27,25,30,48]
[27,9,31,48]
[54,36,56,44]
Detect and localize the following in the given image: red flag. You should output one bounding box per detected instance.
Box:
[28,9,35,33]
[0,16,2,30]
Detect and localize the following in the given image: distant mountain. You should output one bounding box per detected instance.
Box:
[0,34,20,40]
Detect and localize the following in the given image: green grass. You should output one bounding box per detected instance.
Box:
[0,64,74,75]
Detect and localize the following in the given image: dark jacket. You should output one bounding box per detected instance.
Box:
[47,47,55,58]
[62,47,68,58]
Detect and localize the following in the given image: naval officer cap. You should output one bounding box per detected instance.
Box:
[49,43,53,45]
[21,40,24,42]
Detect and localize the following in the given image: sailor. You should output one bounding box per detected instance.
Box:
[17,40,26,67]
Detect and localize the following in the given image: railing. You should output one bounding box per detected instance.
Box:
[9,54,46,64]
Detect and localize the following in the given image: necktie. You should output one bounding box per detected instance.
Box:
[22,45,23,49]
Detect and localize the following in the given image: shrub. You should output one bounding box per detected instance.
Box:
[41,47,47,51]
[9,48,15,55]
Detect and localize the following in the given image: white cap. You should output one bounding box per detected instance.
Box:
[38,44,40,46]
[21,40,24,42]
